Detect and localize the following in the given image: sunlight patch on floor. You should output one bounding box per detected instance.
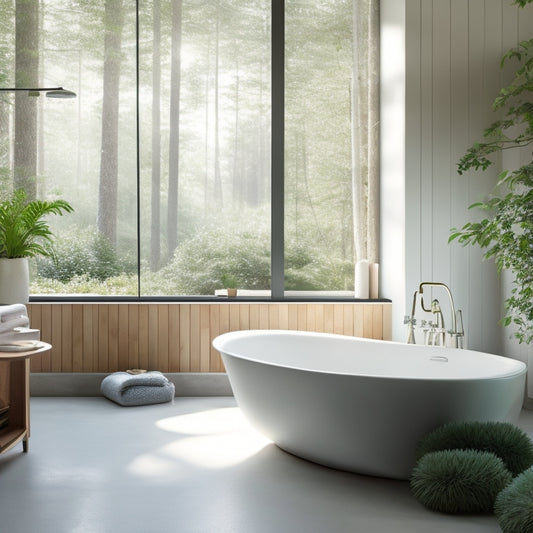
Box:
[155,407,250,436]
[128,407,270,476]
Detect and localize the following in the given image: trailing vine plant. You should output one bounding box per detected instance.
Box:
[449,0,533,344]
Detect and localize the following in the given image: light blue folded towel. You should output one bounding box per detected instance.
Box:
[101,371,175,406]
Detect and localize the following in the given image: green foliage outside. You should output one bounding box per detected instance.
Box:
[35,226,133,283]
[140,218,353,296]
[30,216,353,296]
[450,0,533,343]
[158,226,271,295]
[31,272,136,296]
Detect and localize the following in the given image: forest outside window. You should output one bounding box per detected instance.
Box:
[0,0,379,299]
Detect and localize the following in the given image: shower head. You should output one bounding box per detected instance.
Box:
[0,87,76,98]
[44,88,77,98]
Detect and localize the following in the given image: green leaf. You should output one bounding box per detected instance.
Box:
[0,189,74,259]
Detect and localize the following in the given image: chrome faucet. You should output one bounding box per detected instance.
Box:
[405,282,464,348]
[426,298,445,346]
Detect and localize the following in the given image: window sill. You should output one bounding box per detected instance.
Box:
[29,292,391,304]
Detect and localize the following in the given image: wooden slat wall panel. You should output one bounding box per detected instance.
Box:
[27,302,392,373]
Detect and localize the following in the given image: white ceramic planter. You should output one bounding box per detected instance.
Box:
[0,258,29,304]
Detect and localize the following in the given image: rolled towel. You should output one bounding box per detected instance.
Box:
[0,304,29,333]
[0,303,28,322]
[101,371,175,406]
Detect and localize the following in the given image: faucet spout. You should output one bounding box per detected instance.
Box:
[418,282,457,337]
[409,281,465,348]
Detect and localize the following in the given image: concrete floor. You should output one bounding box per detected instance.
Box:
[1,396,531,533]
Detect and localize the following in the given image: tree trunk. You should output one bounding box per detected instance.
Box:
[0,96,10,186]
[258,56,267,205]
[97,0,124,248]
[213,0,222,208]
[351,0,367,264]
[14,0,39,200]
[151,0,161,271]
[351,0,379,265]
[167,0,182,258]
[37,0,45,195]
[232,55,241,207]
[203,34,210,212]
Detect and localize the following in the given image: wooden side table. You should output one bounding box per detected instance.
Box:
[0,342,51,454]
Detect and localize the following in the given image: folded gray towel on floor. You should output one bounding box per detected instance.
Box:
[101,371,175,406]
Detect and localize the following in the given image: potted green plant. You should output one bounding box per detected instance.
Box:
[221,273,238,297]
[450,1,533,344]
[0,189,73,304]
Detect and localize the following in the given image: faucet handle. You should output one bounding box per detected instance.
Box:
[404,315,416,325]
[456,310,464,335]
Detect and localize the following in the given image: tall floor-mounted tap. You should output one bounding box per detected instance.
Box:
[405,282,464,348]
[404,291,418,344]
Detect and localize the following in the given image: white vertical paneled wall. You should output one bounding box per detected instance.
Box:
[390,0,533,354]
[382,1,532,354]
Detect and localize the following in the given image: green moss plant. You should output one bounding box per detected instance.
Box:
[495,468,533,532]
[411,449,512,514]
[416,421,533,477]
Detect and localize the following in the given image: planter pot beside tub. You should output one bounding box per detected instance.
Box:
[0,258,29,304]
[0,189,74,305]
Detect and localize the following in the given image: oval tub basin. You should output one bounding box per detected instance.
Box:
[213,329,526,480]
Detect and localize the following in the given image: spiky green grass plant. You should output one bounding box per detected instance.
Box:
[0,189,73,259]
[495,468,533,532]
[411,449,512,513]
[416,421,533,477]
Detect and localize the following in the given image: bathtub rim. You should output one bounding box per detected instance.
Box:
[213,329,527,382]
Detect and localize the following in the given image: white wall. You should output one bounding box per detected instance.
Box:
[381,0,406,343]
[381,0,533,354]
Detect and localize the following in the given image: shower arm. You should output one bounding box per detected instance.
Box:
[418,282,457,335]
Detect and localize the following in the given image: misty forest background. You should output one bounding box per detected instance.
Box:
[0,0,366,296]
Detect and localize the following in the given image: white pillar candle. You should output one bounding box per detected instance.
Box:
[355,259,369,299]
[369,263,379,299]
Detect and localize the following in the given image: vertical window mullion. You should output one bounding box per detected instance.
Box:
[136,0,141,298]
[271,0,284,299]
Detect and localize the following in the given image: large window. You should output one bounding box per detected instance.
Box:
[0,0,378,299]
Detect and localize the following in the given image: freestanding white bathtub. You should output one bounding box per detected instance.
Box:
[213,329,527,480]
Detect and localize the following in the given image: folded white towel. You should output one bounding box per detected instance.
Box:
[0,304,28,323]
[0,304,29,333]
